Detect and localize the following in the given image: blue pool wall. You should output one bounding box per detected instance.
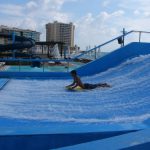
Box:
[0,130,138,150]
[0,71,69,79]
[0,79,9,90]
[0,42,150,78]
[76,42,150,76]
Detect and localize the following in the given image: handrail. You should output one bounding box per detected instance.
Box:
[132,30,150,34]
[0,58,73,62]
[73,30,150,59]
[73,30,133,59]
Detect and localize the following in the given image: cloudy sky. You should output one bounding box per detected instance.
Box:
[0,0,150,50]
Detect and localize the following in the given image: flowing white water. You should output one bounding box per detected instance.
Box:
[0,54,150,126]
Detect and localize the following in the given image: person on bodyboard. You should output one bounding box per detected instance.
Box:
[66,70,111,90]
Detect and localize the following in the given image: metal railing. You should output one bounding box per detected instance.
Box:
[73,30,150,60]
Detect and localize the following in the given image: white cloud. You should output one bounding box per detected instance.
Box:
[73,0,150,49]
[26,1,38,9]
[118,0,150,17]
[102,0,110,7]
[0,4,24,17]
[18,18,37,30]
[134,10,140,15]
[75,10,125,49]
[143,12,150,17]
[0,0,150,50]
[0,0,72,40]
[111,10,125,17]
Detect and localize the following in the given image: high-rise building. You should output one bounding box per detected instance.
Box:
[0,25,40,43]
[46,21,75,47]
